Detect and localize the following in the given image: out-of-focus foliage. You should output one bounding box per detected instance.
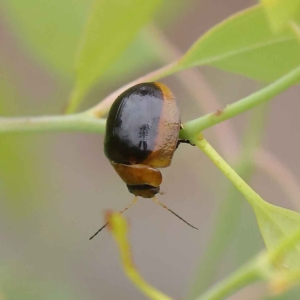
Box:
[68,0,163,112]
[178,4,300,82]
[254,203,300,271]
[2,0,160,84]
[2,0,92,78]
[290,21,300,43]
[264,286,300,299]
[261,0,300,32]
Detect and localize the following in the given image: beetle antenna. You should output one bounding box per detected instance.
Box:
[89,197,138,240]
[153,197,198,230]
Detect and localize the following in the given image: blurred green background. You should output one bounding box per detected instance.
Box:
[1,0,300,299]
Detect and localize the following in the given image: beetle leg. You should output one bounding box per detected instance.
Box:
[178,123,195,148]
[176,139,195,149]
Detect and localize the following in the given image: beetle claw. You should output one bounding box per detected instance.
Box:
[176,139,195,149]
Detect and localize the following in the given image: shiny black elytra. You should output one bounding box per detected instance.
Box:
[89,82,197,240]
[104,82,181,198]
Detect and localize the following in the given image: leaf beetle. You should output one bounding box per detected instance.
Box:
[90,82,197,239]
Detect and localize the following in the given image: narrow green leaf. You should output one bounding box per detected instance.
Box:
[70,0,162,112]
[178,4,300,82]
[261,0,300,32]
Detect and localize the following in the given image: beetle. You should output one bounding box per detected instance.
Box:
[90,82,197,240]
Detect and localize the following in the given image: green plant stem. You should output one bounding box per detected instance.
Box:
[193,135,266,210]
[188,106,268,299]
[1,64,300,135]
[195,261,261,300]
[0,113,105,134]
[181,64,300,139]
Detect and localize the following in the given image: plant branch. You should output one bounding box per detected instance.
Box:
[1,64,300,136]
[188,105,268,299]
[193,135,266,209]
[0,113,105,134]
[181,65,300,139]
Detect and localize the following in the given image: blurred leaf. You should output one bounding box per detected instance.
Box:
[3,0,159,83]
[290,21,300,43]
[155,0,192,27]
[3,0,164,119]
[104,31,159,82]
[261,0,300,32]
[68,0,162,112]
[253,202,300,271]
[2,0,92,78]
[178,4,300,82]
